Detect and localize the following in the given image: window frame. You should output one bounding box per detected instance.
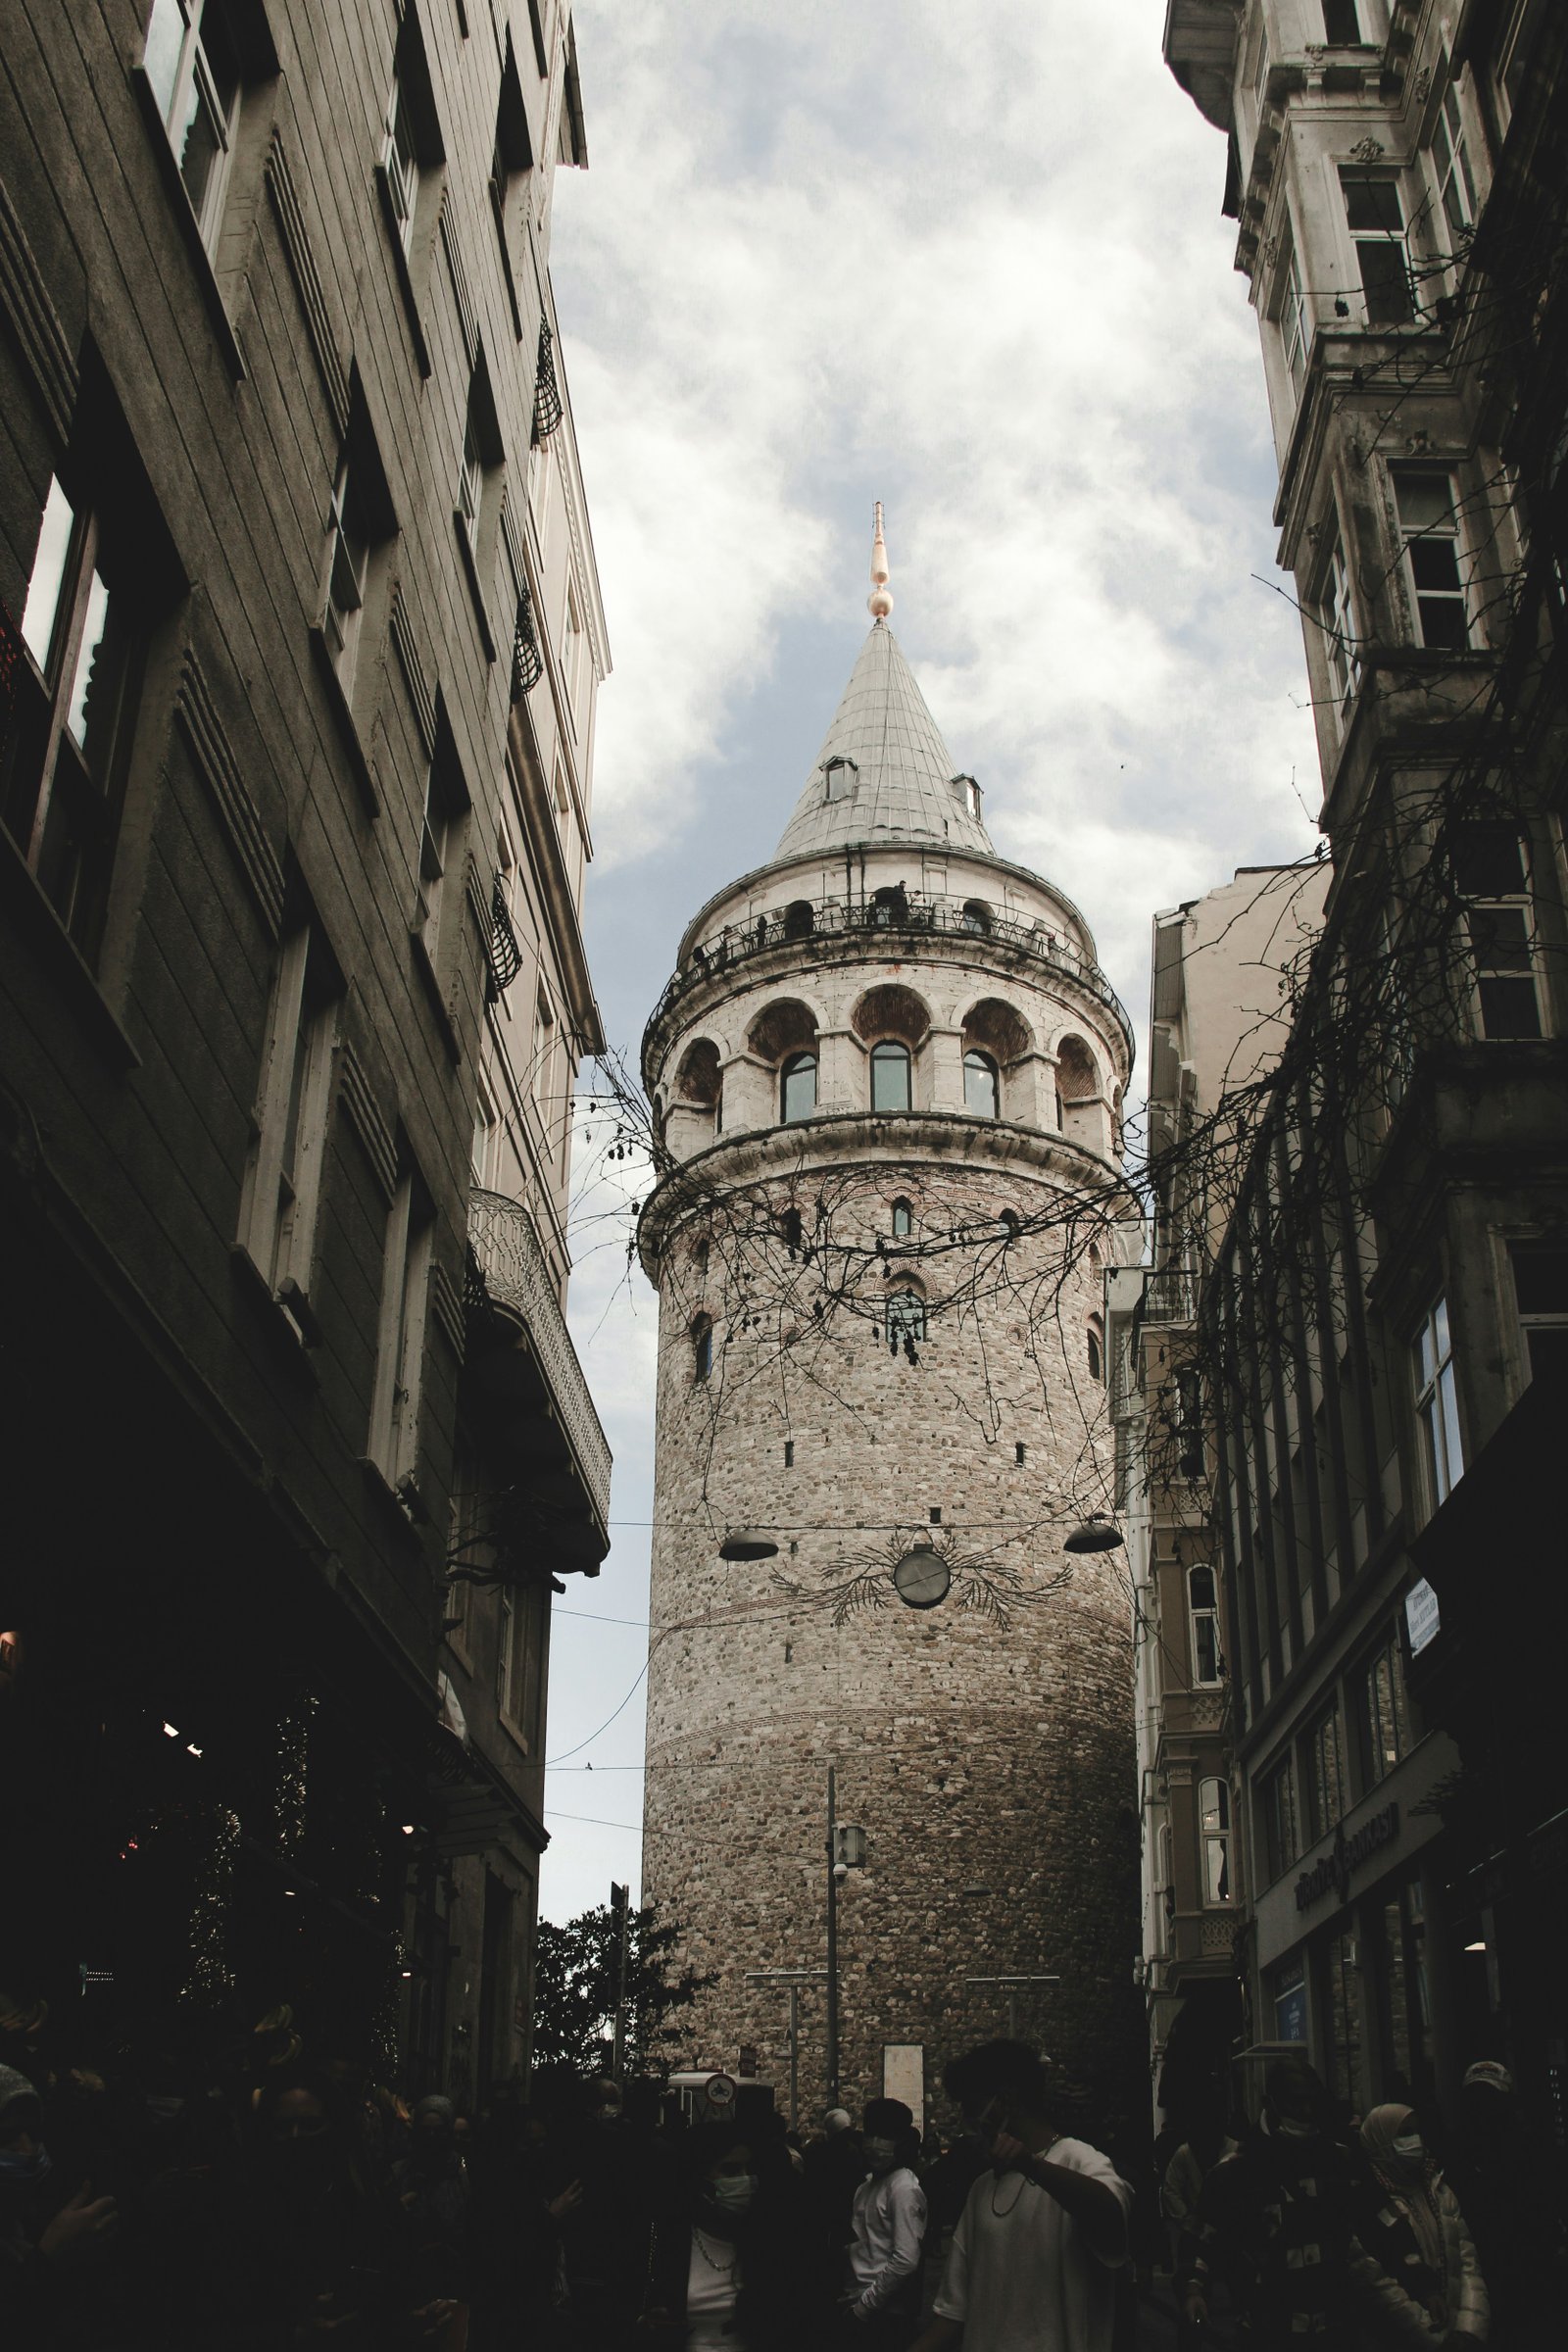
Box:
[142,0,243,253]
[1187,1563,1222,1688]
[1304,1699,1348,1844]
[891,1198,912,1239]
[368,1161,434,1487]
[1428,59,1479,252]
[1412,1294,1463,1509]
[1316,514,1359,717]
[7,474,144,957]
[780,1051,817,1124]
[963,1048,1000,1120]
[692,1317,713,1383]
[1260,1754,1298,1885]
[238,921,339,1326]
[1453,823,1544,1040]
[1341,170,1414,326]
[1353,1631,1411,1792]
[885,1287,927,1349]
[1199,1775,1233,1906]
[1392,466,1472,651]
[869,1039,912,1112]
[1508,1241,1568,1384]
[1276,225,1311,403]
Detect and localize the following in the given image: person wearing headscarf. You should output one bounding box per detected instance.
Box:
[1351,2103,1489,2346]
[842,2096,927,2345]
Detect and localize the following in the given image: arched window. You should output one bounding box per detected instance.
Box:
[1189,1565,1221,1685]
[1200,1776,1232,1904]
[1086,1319,1103,1382]
[961,900,991,934]
[1000,1208,1020,1240]
[780,1052,816,1123]
[784,899,814,940]
[963,1050,999,1118]
[692,1318,712,1382]
[891,1199,912,1239]
[886,1288,926,1349]
[870,1041,911,1111]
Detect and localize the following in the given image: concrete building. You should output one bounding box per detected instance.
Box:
[0,0,608,2101]
[636,521,1143,2129]
[1163,0,1567,2132]
[1106,864,1328,2128]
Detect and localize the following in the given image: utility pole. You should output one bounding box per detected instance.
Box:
[611,1882,630,2078]
[825,1768,839,2106]
[964,1974,1060,2040]
[745,1969,826,2132]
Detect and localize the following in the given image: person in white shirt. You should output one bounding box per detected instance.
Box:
[909,2042,1131,2352]
[842,2096,928,2345]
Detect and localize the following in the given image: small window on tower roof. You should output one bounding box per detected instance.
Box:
[822,756,858,804]
[953,774,981,818]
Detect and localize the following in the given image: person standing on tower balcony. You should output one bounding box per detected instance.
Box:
[839,2098,927,2346]
[910,2043,1131,2352]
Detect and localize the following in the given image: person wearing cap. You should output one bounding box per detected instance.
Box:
[911,2040,1131,2352]
[841,2097,927,2344]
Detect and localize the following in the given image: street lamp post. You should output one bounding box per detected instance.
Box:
[745,1969,827,2131]
[964,1974,1061,2040]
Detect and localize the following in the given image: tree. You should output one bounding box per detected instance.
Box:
[531,1899,715,2078]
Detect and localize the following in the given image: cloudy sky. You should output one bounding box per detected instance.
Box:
[541,0,1321,1926]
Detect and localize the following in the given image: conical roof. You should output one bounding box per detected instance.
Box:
[770,620,995,863]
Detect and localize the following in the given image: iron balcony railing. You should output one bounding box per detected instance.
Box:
[644,891,1132,1048]
[1142,1264,1201,1325]
[466,1189,612,1531]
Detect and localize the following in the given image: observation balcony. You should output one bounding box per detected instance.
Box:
[1141,1264,1202,1326]
[644,889,1132,1058]
[464,1190,612,1572]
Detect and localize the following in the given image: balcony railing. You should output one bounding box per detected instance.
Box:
[645,891,1132,1049]
[1142,1265,1201,1325]
[466,1190,612,1534]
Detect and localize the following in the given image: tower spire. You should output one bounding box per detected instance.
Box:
[868,501,893,622]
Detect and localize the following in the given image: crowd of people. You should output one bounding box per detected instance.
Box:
[0,2000,1557,2350]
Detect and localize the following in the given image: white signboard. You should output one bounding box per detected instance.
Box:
[882,2042,925,2132]
[1405,1578,1441,1657]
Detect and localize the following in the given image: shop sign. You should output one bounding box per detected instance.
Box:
[1295,1800,1399,1913]
[1405,1578,1441,1656]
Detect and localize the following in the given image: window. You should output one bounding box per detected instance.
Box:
[1394,470,1469,650]
[1086,1319,1104,1383]
[1342,172,1413,325]
[489,38,533,266]
[1318,518,1358,714]
[870,1041,911,1112]
[1509,1243,1568,1381]
[1321,0,1361,39]
[368,1162,434,1486]
[963,1050,999,1119]
[1430,61,1478,246]
[1188,1565,1222,1686]
[961,900,991,934]
[1454,824,1542,1038]
[416,736,467,977]
[1498,0,1550,125]
[143,0,242,249]
[1413,1296,1463,1506]
[458,414,482,543]
[379,12,443,259]
[953,773,981,818]
[495,1581,516,1719]
[1278,230,1311,401]
[562,583,585,718]
[320,406,395,704]
[692,1318,712,1382]
[1260,1755,1298,1883]
[1304,1702,1347,1843]
[532,987,556,1116]
[239,924,338,1321]
[822,756,858,803]
[780,1052,816,1123]
[7,471,146,955]
[1271,1958,1307,2044]
[496,1583,545,1741]
[886,1289,926,1349]
[458,357,504,583]
[471,1078,500,1187]
[1355,1633,1411,1788]
[891,1199,912,1239]
[1200,1778,1232,1904]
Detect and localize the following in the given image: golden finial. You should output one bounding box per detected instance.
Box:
[868,501,893,621]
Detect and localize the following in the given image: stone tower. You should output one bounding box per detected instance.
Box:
[637,521,1140,2125]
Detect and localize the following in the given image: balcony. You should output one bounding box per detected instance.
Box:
[645,889,1132,1060]
[1142,1264,1201,1325]
[465,1190,612,1572]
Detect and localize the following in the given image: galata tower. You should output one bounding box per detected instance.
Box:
[637,514,1140,2126]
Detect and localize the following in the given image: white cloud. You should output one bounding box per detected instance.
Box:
[542,0,1325,1918]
